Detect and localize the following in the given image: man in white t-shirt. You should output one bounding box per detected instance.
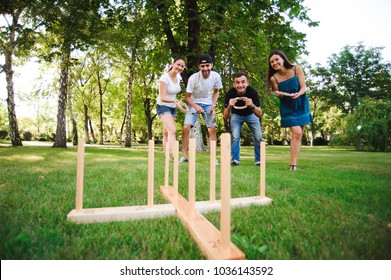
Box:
[180,54,223,163]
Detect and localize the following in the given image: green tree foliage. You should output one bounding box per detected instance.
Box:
[2,0,319,147]
[310,43,391,151]
[344,98,391,152]
[35,0,111,147]
[0,0,41,146]
[69,53,100,144]
[0,102,8,130]
[143,0,316,147]
[315,43,391,114]
[145,0,316,82]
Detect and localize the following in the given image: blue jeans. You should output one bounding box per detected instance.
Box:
[184,103,216,127]
[230,113,262,163]
[156,104,177,118]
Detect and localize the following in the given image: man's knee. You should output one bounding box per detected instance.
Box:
[208,126,216,134]
[254,131,263,142]
[183,125,191,134]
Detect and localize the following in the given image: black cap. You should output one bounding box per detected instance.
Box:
[198,54,213,65]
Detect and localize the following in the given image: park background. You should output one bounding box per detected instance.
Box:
[1,0,390,151]
[1,0,390,264]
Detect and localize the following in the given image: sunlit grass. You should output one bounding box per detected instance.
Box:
[0,142,390,259]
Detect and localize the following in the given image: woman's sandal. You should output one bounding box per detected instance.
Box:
[289,165,299,171]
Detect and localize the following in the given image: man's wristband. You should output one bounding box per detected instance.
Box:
[251,105,256,110]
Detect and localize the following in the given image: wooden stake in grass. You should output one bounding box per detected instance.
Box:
[173,141,179,195]
[148,139,154,208]
[160,132,245,260]
[164,142,170,188]
[188,138,196,216]
[260,141,266,198]
[75,138,85,212]
[220,133,231,251]
[210,140,216,202]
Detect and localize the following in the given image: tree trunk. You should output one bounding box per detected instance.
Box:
[124,65,134,148]
[67,89,78,146]
[119,109,126,144]
[89,119,96,143]
[96,69,104,145]
[153,0,205,146]
[99,91,104,144]
[310,101,317,147]
[185,0,201,71]
[2,10,23,147]
[144,97,151,140]
[144,97,156,141]
[72,119,78,146]
[84,104,90,144]
[53,47,71,148]
[4,50,23,146]
[190,119,205,151]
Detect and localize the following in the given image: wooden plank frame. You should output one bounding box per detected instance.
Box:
[160,134,245,260]
[67,136,272,260]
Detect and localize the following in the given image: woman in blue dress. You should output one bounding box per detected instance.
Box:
[267,51,312,170]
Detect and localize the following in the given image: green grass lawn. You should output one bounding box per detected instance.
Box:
[0,141,390,260]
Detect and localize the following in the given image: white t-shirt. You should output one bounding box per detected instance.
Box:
[157,72,182,108]
[186,71,223,104]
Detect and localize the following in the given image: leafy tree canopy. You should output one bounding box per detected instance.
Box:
[315,42,391,114]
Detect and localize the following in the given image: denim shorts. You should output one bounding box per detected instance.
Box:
[157,104,177,118]
[184,103,216,127]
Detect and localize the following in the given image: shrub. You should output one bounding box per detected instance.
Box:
[313,137,329,146]
[272,140,284,145]
[241,125,253,146]
[23,131,33,141]
[329,134,350,146]
[345,99,391,152]
[0,130,8,139]
[37,133,55,141]
[362,120,388,152]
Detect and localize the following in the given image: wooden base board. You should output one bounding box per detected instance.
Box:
[160,186,246,260]
[67,204,176,224]
[67,192,272,224]
[196,195,272,213]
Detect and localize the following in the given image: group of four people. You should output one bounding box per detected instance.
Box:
[156,51,312,170]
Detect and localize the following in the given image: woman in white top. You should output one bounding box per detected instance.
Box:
[156,56,186,156]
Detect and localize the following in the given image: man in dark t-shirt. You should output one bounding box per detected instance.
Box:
[223,73,263,166]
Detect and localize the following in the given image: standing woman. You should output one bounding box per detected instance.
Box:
[267,50,312,170]
[156,57,186,156]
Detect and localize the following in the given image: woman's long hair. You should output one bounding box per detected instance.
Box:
[167,56,186,72]
[266,50,294,92]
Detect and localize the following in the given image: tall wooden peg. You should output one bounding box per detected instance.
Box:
[75,138,85,212]
[164,142,170,187]
[220,133,231,251]
[173,141,179,195]
[260,141,266,198]
[210,140,216,202]
[188,138,196,216]
[148,139,154,208]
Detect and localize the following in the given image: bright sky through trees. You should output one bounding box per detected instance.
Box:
[1,0,390,117]
[295,0,391,64]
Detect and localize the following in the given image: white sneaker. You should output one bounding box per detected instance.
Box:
[179,157,188,163]
[215,159,219,166]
